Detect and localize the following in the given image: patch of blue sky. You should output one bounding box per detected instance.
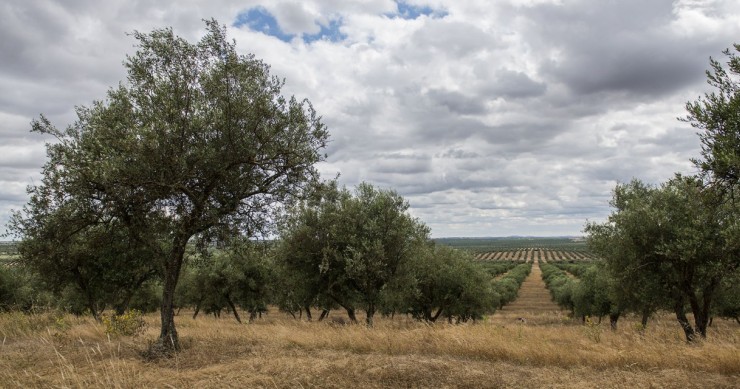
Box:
[303,19,346,43]
[388,1,448,20]
[234,7,346,44]
[233,7,294,43]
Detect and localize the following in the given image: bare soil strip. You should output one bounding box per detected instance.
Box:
[498,261,561,316]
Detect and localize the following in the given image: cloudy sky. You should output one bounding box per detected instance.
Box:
[2,0,739,238]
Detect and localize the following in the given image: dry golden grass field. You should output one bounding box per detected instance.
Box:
[1,256,737,388]
[1,306,738,388]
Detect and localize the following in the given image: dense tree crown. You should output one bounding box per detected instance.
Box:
[9,20,328,353]
[276,182,430,326]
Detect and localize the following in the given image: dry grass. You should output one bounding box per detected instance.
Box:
[1,309,738,388]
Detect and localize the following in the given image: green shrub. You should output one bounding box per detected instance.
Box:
[102,309,146,337]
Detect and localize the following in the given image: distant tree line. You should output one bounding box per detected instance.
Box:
[0,242,19,256]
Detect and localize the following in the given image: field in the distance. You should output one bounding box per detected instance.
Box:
[437,236,598,262]
[472,248,596,261]
[435,236,590,253]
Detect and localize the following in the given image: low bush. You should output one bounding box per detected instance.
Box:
[102,309,147,337]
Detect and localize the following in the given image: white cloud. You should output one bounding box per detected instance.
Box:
[1,0,737,237]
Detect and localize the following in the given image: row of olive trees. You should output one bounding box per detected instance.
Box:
[6,218,161,320]
[175,241,274,323]
[585,45,740,342]
[273,181,498,326]
[3,180,500,329]
[542,258,739,332]
[0,259,161,316]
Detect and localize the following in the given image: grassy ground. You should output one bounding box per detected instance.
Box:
[0,309,738,388]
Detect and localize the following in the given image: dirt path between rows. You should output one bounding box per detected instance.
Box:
[493,262,564,323]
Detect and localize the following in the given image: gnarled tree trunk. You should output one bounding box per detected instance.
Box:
[151,241,187,356]
[225,294,242,324]
[609,312,620,331]
[366,303,376,327]
[674,299,696,342]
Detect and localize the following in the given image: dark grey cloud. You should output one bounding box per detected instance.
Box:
[438,148,480,159]
[403,107,485,143]
[475,122,566,154]
[477,69,547,100]
[371,153,432,174]
[540,44,705,98]
[425,88,487,115]
[519,0,726,98]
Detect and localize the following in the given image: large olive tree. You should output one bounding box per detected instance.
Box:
[10,20,328,353]
[390,244,497,323]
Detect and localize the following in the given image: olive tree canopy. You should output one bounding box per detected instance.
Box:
[277,182,429,326]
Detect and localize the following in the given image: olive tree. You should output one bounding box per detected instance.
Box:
[586,185,669,329]
[183,241,274,323]
[0,261,51,313]
[392,244,496,323]
[586,176,737,341]
[277,182,429,326]
[9,194,161,320]
[340,183,430,326]
[10,20,327,353]
[712,268,740,324]
[683,45,740,330]
[274,181,350,321]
